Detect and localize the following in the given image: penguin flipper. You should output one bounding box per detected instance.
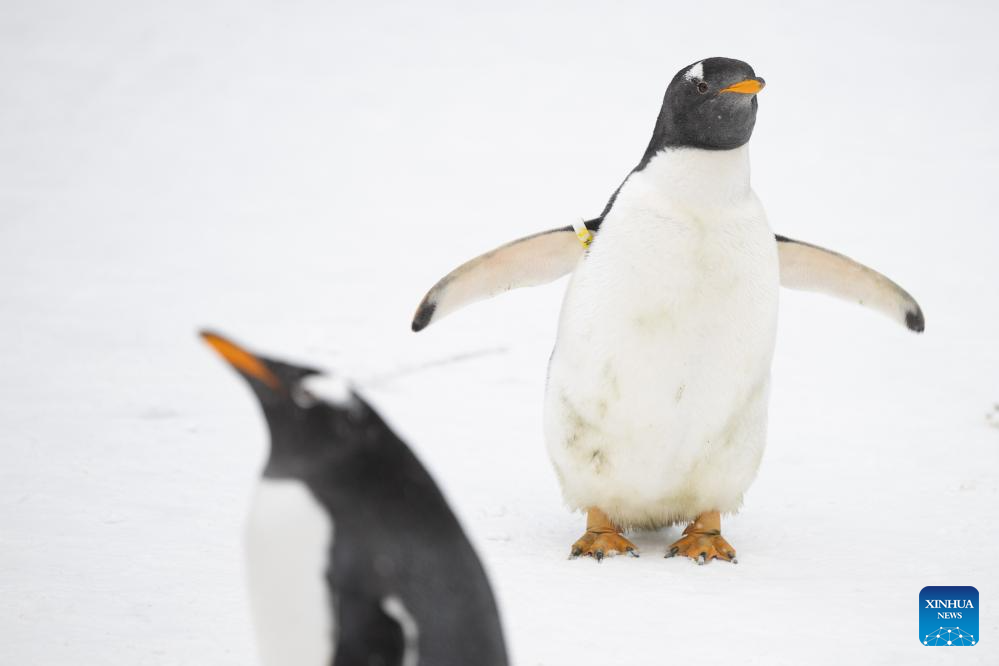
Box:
[411,220,600,331]
[332,595,408,666]
[412,225,924,334]
[775,235,925,333]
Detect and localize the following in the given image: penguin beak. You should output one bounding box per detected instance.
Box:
[719,78,765,95]
[200,330,283,391]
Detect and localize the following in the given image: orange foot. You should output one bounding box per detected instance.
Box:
[569,508,639,561]
[665,511,737,565]
[571,531,639,561]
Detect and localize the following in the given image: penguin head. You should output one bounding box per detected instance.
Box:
[201,330,378,476]
[645,57,765,155]
[200,330,320,404]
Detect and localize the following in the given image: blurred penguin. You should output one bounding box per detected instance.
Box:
[201,330,508,666]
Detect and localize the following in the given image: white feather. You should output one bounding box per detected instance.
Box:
[684,61,704,81]
[544,145,780,528]
[301,374,356,407]
[246,478,334,666]
[381,595,420,666]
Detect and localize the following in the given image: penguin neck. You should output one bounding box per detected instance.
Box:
[635,145,752,205]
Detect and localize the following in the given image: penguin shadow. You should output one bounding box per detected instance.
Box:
[987,403,999,429]
[200,330,509,666]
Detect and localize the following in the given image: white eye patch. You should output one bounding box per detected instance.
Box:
[299,374,355,407]
[684,61,704,82]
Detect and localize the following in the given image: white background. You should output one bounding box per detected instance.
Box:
[2,1,997,663]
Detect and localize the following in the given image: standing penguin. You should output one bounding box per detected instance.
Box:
[411,57,924,564]
[201,330,508,665]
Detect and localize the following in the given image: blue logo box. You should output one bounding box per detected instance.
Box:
[920,586,978,646]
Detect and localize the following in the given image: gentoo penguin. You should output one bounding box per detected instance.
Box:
[411,57,924,564]
[200,331,508,664]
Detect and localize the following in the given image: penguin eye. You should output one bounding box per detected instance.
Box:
[696,81,709,94]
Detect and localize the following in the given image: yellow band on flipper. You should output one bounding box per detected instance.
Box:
[573,220,593,248]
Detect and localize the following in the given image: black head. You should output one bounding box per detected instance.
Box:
[201,330,382,479]
[641,57,765,162]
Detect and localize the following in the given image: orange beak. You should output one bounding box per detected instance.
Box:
[719,78,765,95]
[200,330,283,390]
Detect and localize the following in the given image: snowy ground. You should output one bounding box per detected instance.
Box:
[2,1,998,664]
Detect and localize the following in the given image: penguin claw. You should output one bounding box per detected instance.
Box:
[665,530,737,565]
[569,531,639,562]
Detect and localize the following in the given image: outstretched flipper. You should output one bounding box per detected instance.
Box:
[412,224,924,334]
[776,235,924,333]
[411,220,599,331]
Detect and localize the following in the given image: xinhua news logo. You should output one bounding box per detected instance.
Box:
[920,586,978,646]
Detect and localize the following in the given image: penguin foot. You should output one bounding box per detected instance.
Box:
[570,530,639,561]
[665,511,737,565]
[569,507,639,561]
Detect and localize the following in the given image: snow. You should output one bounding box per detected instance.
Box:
[1,1,997,664]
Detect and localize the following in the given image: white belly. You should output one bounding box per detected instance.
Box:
[246,478,334,666]
[545,150,779,528]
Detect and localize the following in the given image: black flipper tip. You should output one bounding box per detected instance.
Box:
[905,307,925,333]
[411,301,436,332]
